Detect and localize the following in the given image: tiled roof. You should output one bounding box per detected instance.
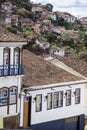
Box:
[0,26,26,42]
[57,55,87,77]
[23,50,83,87]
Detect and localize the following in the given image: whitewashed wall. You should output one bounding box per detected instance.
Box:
[0,42,24,65]
[0,42,26,118]
[0,76,22,117]
[25,83,85,125]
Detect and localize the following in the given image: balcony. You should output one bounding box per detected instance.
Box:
[0,64,25,77]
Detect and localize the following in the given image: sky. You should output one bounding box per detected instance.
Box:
[31,0,87,18]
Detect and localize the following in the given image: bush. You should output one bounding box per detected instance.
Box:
[7,26,17,34]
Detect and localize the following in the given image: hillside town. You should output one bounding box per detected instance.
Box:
[0,0,87,130]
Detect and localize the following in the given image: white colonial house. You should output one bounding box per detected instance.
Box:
[19,50,87,130]
[47,12,58,21]
[1,2,13,12]
[50,47,65,57]
[35,39,50,50]
[0,26,27,128]
[62,12,77,23]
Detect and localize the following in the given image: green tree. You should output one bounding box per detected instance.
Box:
[44,3,53,12]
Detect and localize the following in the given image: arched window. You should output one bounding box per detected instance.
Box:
[3,47,10,66]
[0,87,8,106]
[9,86,17,104]
[14,47,20,65]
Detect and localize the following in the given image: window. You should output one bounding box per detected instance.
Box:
[54,92,58,108]
[14,47,20,65]
[0,86,18,106]
[58,91,63,107]
[53,91,63,108]
[3,47,10,66]
[65,90,71,106]
[0,88,8,105]
[75,88,80,104]
[9,87,17,104]
[35,94,42,112]
[47,93,52,110]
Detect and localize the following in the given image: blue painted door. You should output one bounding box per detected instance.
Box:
[66,117,78,130]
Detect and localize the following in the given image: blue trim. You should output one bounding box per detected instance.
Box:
[0,64,25,76]
[31,118,65,130]
[79,114,84,130]
[29,114,84,130]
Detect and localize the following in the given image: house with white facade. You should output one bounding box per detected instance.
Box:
[35,39,50,50]
[0,26,27,128]
[79,17,87,27]
[50,47,65,57]
[62,12,77,23]
[1,2,13,12]
[32,4,43,14]
[5,15,19,27]
[19,50,87,130]
[47,12,58,21]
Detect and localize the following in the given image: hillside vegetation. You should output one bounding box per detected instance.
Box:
[0,0,87,60]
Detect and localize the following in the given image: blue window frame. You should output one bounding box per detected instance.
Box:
[0,87,8,106]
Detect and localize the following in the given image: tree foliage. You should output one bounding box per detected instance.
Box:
[44,3,53,12]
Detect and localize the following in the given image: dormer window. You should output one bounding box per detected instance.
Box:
[14,47,20,65]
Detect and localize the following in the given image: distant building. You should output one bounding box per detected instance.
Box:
[79,17,87,27]
[1,2,13,12]
[47,12,58,21]
[32,4,43,14]
[57,12,77,23]
[4,15,19,26]
[50,47,65,57]
[36,39,50,50]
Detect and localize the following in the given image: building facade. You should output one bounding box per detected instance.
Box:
[0,26,27,128]
[20,80,86,130]
[20,50,87,130]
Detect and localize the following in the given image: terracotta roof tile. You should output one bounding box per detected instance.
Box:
[23,50,83,87]
[57,55,87,77]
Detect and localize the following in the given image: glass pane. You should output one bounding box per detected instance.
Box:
[14,48,20,65]
[54,92,58,108]
[58,91,63,107]
[36,95,42,112]
[75,88,80,104]
[66,90,71,106]
[47,93,52,109]
[9,87,17,104]
[0,88,8,105]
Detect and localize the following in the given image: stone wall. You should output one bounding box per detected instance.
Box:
[3,114,20,129]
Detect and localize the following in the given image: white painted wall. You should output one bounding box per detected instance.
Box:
[0,41,27,118]
[0,42,25,65]
[22,83,85,125]
[0,76,22,117]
